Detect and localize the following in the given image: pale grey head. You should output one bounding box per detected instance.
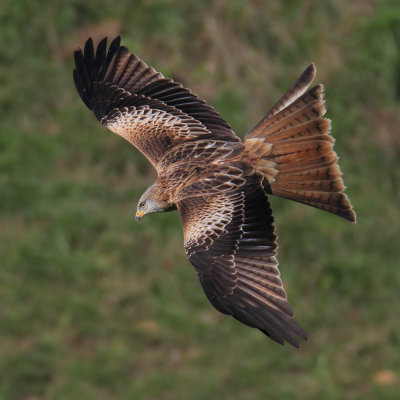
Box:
[135,182,173,222]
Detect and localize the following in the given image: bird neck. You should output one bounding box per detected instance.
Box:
[145,181,174,212]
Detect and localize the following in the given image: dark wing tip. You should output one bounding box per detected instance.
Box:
[103,36,121,67]
[109,35,121,51]
[95,37,108,70]
[260,313,308,348]
[73,36,123,114]
[84,37,94,60]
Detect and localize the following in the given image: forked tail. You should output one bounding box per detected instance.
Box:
[244,64,356,222]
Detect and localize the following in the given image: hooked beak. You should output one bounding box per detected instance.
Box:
[135,209,145,222]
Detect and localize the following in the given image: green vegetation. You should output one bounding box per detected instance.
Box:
[1,1,399,399]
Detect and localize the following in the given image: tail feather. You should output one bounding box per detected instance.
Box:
[274,153,337,174]
[251,97,325,138]
[249,63,317,131]
[269,140,333,163]
[274,165,342,183]
[272,179,344,193]
[244,65,356,223]
[272,189,347,207]
[264,119,332,143]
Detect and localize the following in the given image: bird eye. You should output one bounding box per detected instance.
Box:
[139,202,145,208]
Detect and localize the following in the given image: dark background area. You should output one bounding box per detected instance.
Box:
[1,0,399,399]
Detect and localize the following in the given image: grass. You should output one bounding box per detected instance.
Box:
[1,0,399,399]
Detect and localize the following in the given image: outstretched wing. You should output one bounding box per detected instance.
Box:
[177,174,307,347]
[73,37,239,169]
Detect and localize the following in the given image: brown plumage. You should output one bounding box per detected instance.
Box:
[73,37,356,347]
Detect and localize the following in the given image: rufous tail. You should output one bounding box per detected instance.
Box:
[244,64,356,222]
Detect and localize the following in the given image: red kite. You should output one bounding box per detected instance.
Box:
[74,37,355,347]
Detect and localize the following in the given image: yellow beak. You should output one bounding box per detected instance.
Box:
[135,209,145,222]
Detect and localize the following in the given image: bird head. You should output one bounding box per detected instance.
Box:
[135,182,170,222]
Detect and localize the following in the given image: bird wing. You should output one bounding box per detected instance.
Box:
[73,37,239,169]
[176,173,307,347]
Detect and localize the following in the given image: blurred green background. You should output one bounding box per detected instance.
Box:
[1,0,399,399]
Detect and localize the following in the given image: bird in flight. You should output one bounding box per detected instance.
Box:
[73,37,356,347]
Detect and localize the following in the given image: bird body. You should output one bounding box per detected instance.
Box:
[74,37,356,347]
